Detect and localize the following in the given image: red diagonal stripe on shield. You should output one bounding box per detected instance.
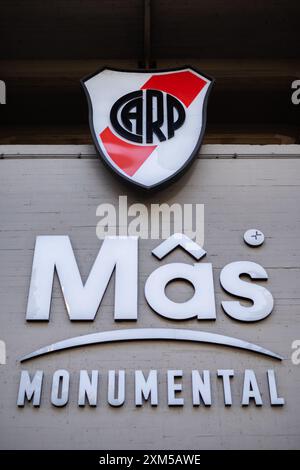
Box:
[141,70,206,107]
[100,70,206,177]
[100,127,156,177]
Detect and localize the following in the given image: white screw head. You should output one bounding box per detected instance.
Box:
[244,229,265,247]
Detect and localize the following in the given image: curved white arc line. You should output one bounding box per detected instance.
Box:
[19,328,283,362]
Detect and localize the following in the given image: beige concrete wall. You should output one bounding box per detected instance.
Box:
[0,145,299,449]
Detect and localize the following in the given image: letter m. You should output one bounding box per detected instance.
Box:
[26,236,138,321]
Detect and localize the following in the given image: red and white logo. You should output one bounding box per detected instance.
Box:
[82,67,213,190]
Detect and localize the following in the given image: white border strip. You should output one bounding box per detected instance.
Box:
[0,144,299,159]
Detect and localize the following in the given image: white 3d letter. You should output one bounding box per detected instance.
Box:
[26,236,138,321]
[145,263,216,320]
[220,261,273,322]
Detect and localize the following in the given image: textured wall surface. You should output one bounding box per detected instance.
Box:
[0,147,299,449]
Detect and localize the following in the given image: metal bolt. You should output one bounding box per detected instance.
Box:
[243,229,265,247]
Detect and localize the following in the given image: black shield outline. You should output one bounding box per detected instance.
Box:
[81,66,214,191]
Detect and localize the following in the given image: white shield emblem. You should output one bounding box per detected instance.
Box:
[81,67,213,190]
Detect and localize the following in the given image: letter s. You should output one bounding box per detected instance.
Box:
[220,261,273,322]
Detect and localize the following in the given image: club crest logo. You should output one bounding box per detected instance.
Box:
[82,67,213,190]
